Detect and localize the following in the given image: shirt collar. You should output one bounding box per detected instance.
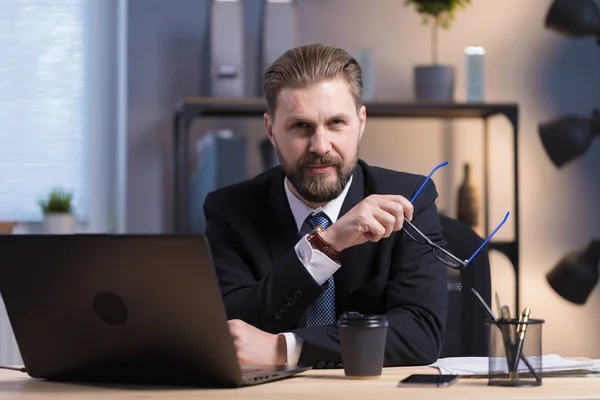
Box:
[284,174,353,233]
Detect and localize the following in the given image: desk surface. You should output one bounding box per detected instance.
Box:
[0,366,599,400]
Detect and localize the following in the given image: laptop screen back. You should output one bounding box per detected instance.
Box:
[0,234,242,387]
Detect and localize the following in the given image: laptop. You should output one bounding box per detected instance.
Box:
[0,234,310,387]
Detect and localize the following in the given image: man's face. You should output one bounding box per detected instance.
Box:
[264,77,366,204]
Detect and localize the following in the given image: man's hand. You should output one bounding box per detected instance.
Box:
[228,319,287,365]
[320,194,414,252]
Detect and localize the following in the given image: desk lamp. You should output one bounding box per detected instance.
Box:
[542,1,600,305]
[538,110,600,168]
[547,239,600,304]
[540,1,600,168]
[544,0,600,41]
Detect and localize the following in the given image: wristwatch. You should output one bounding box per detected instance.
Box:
[306,225,342,262]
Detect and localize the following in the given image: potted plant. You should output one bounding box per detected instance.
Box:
[39,188,77,234]
[405,0,471,101]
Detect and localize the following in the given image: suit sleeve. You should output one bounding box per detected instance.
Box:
[380,177,448,365]
[203,191,328,334]
[291,179,448,367]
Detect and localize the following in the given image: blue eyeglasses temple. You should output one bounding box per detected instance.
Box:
[410,161,449,203]
[466,211,510,265]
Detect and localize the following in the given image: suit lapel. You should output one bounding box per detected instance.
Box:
[266,168,299,265]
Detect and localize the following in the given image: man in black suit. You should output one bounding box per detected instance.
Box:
[203,43,448,369]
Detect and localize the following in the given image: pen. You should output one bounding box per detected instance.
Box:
[471,288,496,321]
[495,291,502,317]
[473,290,513,372]
[471,289,540,382]
[500,305,511,323]
[510,307,531,380]
[495,293,514,347]
[500,305,515,368]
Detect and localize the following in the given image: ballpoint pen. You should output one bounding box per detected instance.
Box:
[494,292,515,368]
[500,305,515,368]
[471,289,540,381]
[495,291,502,317]
[473,290,514,371]
[510,307,531,380]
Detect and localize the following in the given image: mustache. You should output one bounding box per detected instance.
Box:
[298,155,341,166]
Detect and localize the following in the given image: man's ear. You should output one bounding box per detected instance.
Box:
[358,105,367,140]
[264,112,275,146]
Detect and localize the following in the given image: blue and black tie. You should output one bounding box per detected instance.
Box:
[302,211,337,327]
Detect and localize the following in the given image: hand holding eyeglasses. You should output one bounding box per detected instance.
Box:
[319,194,414,252]
[320,161,509,268]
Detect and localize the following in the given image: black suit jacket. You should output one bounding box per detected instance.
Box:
[203,159,448,368]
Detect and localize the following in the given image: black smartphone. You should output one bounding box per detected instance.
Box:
[397,374,459,387]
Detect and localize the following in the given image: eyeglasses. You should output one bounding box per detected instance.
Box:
[403,161,510,269]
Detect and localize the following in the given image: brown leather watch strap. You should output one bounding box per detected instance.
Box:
[306,225,342,262]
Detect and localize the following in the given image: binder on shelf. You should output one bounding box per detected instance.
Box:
[209,0,244,97]
[262,0,298,74]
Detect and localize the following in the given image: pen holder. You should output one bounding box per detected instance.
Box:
[487,318,544,387]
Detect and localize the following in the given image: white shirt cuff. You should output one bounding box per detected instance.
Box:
[280,332,304,366]
[295,235,341,285]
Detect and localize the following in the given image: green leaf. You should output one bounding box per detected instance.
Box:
[39,188,73,214]
[404,0,471,29]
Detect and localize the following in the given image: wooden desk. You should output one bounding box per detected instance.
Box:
[0,366,599,399]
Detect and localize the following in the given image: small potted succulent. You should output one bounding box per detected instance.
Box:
[39,188,77,234]
[404,0,471,101]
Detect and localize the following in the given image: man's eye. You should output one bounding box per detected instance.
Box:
[292,122,309,128]
[331,119,344,124]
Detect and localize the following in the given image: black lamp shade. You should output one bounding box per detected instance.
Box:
[547,240,600,304]
[545,0,600,38]
[539,115,595,167]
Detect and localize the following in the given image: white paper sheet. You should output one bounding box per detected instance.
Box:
[429,354,600,376]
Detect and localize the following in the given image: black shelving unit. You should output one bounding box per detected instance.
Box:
[172,97,520,310]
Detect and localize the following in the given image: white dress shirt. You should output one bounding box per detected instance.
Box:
[279,175,353,366]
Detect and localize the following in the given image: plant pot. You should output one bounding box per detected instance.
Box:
[43,213,77,234]
[0,222,16,234]
[414,65,455,101]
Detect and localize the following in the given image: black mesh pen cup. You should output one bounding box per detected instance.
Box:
[487,318,544,387]
[338,312,388,379]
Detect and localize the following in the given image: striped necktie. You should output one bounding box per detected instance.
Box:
[302,211,336,327]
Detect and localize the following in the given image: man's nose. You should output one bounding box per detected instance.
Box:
[309,126,332,155]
